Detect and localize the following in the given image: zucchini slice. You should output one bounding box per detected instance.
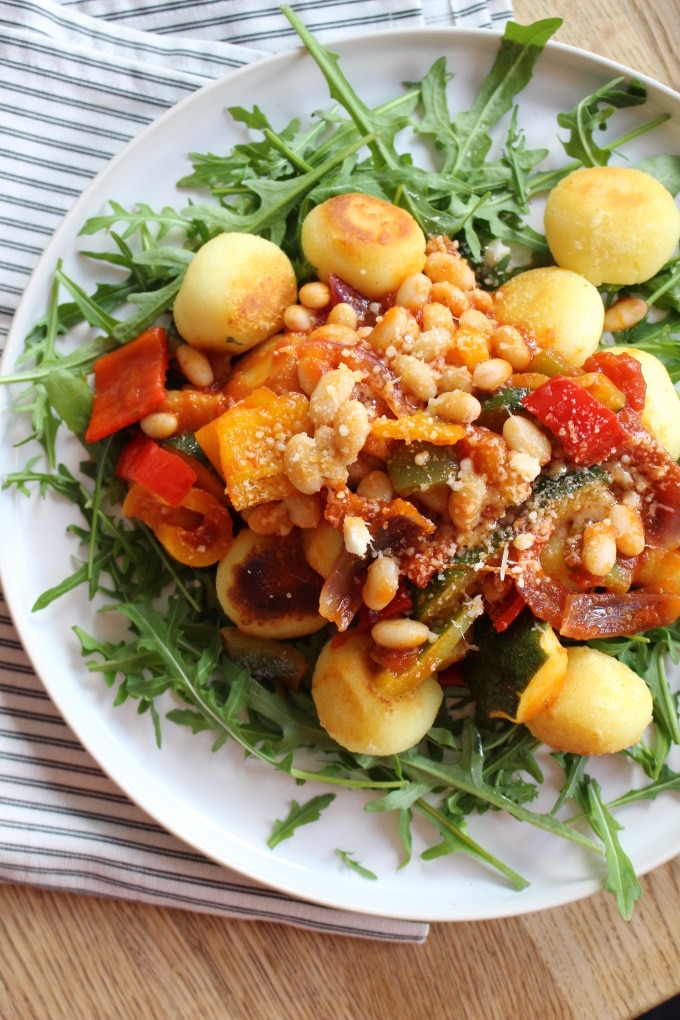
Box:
[461,608,567,724]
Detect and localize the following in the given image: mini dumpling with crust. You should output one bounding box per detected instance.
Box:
[312,632,443,756]
[544,166,680,286]
[301,192,427,299]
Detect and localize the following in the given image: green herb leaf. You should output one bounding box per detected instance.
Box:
[268,794,336,848]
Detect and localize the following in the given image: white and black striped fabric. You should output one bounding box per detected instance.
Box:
[0,0,513,941]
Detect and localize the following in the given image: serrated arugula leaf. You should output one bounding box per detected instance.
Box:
[337,850,378,880]
[557,77,649,165]
[575,777,643,921]
[268,794,335,848]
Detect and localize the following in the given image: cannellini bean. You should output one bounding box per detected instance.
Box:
[436,364,474,394]
[309,363,359,426]
[490,324,532,370]
[362,555,400,611]
[356,470,394,502]
[327,302,358,329]
[284,492,323,530]
[367,305,420,354]
[472,357,513,392]
[411,326,455,361]
[421,302,455,334]
[430,281,470,318]
[246,501,293,537]
[502,414,552,464]
[603,296,648,333]
[424,250,476,290]
[283,433,323,494]
[371,617,431,649]
[283,304,314,332]
[140,411,178,439]
[393,354,438,401]
[334,399,370,462]
[428,390,482,423]
[175,343,215,388]
[609,503,645,557]
[581,521,617,577]
[395,272,432,309]
[299,281,331,309]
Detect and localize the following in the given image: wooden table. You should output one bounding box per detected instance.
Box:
[2,2,679,1017]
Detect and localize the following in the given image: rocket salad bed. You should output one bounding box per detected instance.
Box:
[3,11,680,920]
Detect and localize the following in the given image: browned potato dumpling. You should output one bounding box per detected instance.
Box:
[312,632,443,756]
[493,266,604,368]
[301,192,426,299]
[173,232,298,354]
[216,528,326,639]
[526,646,652,755]
[544,166,680,286]
[605,346,680,459]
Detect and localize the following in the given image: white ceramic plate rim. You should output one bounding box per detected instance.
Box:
[1,26,680,922]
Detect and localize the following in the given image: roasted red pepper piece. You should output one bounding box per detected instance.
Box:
[582,350,647,412]
[85,326,168,443]
[116,434,197,507]
[520,375,626,465]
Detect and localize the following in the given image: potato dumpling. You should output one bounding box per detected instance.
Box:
[544,166,680,286]
[526,646,652,755]
[605,346,680,459]
[216,527,326,639]
[173,232,298,354]
[493,266,604,368]
[301,192,426,299]
[312,632,443,756]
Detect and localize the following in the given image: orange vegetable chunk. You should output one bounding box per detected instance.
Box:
[213,386,311,511]
[371,412,467,445]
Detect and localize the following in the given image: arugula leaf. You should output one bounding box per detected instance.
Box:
[268,794,336,848]
[557,77,649,165]
[336,850,378,880]
[574,777,643,921]
[444,18,563,175]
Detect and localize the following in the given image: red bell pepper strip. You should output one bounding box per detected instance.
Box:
[582,350,647,412]
[85,326,168,443]
[116,434,197,507]
[520,375,626,465]
[490,587,527,633]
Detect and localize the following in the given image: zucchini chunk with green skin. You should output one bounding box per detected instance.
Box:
[312,632,443,756]
[220,627,309,689]
[526,646,653,755]
[461,609,567,724]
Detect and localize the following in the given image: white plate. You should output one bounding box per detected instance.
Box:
[1,28,680,923]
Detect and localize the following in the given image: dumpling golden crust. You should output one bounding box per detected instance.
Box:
[493,266,604,368]
[300,192,426,299]
[544,166,680,286]
[216,528,327,640]
[312,632,443,756]
[526,646,653,755]
[173,232,298,354]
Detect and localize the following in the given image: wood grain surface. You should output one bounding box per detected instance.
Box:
[2,2,680,1018]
